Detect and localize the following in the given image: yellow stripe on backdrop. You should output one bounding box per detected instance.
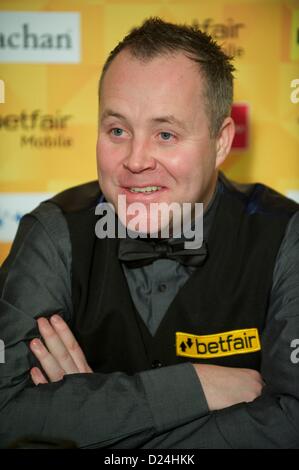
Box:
[0,0,298,263]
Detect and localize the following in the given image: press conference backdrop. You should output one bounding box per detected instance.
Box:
[0,0,298,264]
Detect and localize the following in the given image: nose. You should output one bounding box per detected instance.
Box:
[123,137,156,173]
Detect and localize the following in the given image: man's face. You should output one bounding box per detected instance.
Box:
[97,50,225,233]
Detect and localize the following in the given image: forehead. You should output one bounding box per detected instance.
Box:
[101,50,204,100]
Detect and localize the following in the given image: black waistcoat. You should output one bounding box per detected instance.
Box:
[50,174,298,374]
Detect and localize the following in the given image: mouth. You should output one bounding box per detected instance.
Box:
[119,185,168,202]
[128,185,162,194]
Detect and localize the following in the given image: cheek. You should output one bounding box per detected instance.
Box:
[97,137,121,176]
[165,146,207,183]
[167,144,215,198]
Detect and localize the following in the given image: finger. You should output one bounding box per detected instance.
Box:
[30,338,65,382]
[50,315,92,373]
[37,317,79,374]
[30,367,48,385]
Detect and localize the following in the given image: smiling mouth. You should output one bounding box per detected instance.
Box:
[128,186,162,193]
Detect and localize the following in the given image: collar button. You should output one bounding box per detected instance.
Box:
[158,283,167,292]
[151,360,163,369]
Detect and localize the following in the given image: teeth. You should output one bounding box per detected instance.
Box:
[129,186,162,193]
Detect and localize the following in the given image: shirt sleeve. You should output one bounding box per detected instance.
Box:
[0,203,208,449]
[139,211,299,449]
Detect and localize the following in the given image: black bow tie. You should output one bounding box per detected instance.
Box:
[118,238,208,268]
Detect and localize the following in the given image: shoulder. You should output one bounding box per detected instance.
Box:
[286,210,299,236]
[219,172,299,217]
[0,201,72,302]
[25,181,101,263]
[49,180,102,214]
[272,211,299,289]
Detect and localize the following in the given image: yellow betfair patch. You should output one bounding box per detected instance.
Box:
[176,328,261,359]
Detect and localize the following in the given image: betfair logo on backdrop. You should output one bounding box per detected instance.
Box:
[0,12,80,63]
[192,18,245,58]
[176,328,261,359]
[0,110,74,148]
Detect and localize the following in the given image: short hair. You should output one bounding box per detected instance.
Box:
[99,17,235,137]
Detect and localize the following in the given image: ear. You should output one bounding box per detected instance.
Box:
[215,117,235,169]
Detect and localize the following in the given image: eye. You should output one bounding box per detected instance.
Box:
[111,128,124,137]
[159,132,174,141]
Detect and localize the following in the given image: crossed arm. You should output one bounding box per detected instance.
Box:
[30,315,264,413]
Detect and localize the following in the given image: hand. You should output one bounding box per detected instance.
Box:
[193,364,264,411]
[30,314,92,385]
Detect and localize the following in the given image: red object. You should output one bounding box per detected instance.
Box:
[231,103,249,150]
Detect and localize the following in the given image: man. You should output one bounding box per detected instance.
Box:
[0,18,299,449]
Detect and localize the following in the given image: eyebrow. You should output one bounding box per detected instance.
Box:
[150,115,187,131]
[100,110,126,123]
[101,109,187,130]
